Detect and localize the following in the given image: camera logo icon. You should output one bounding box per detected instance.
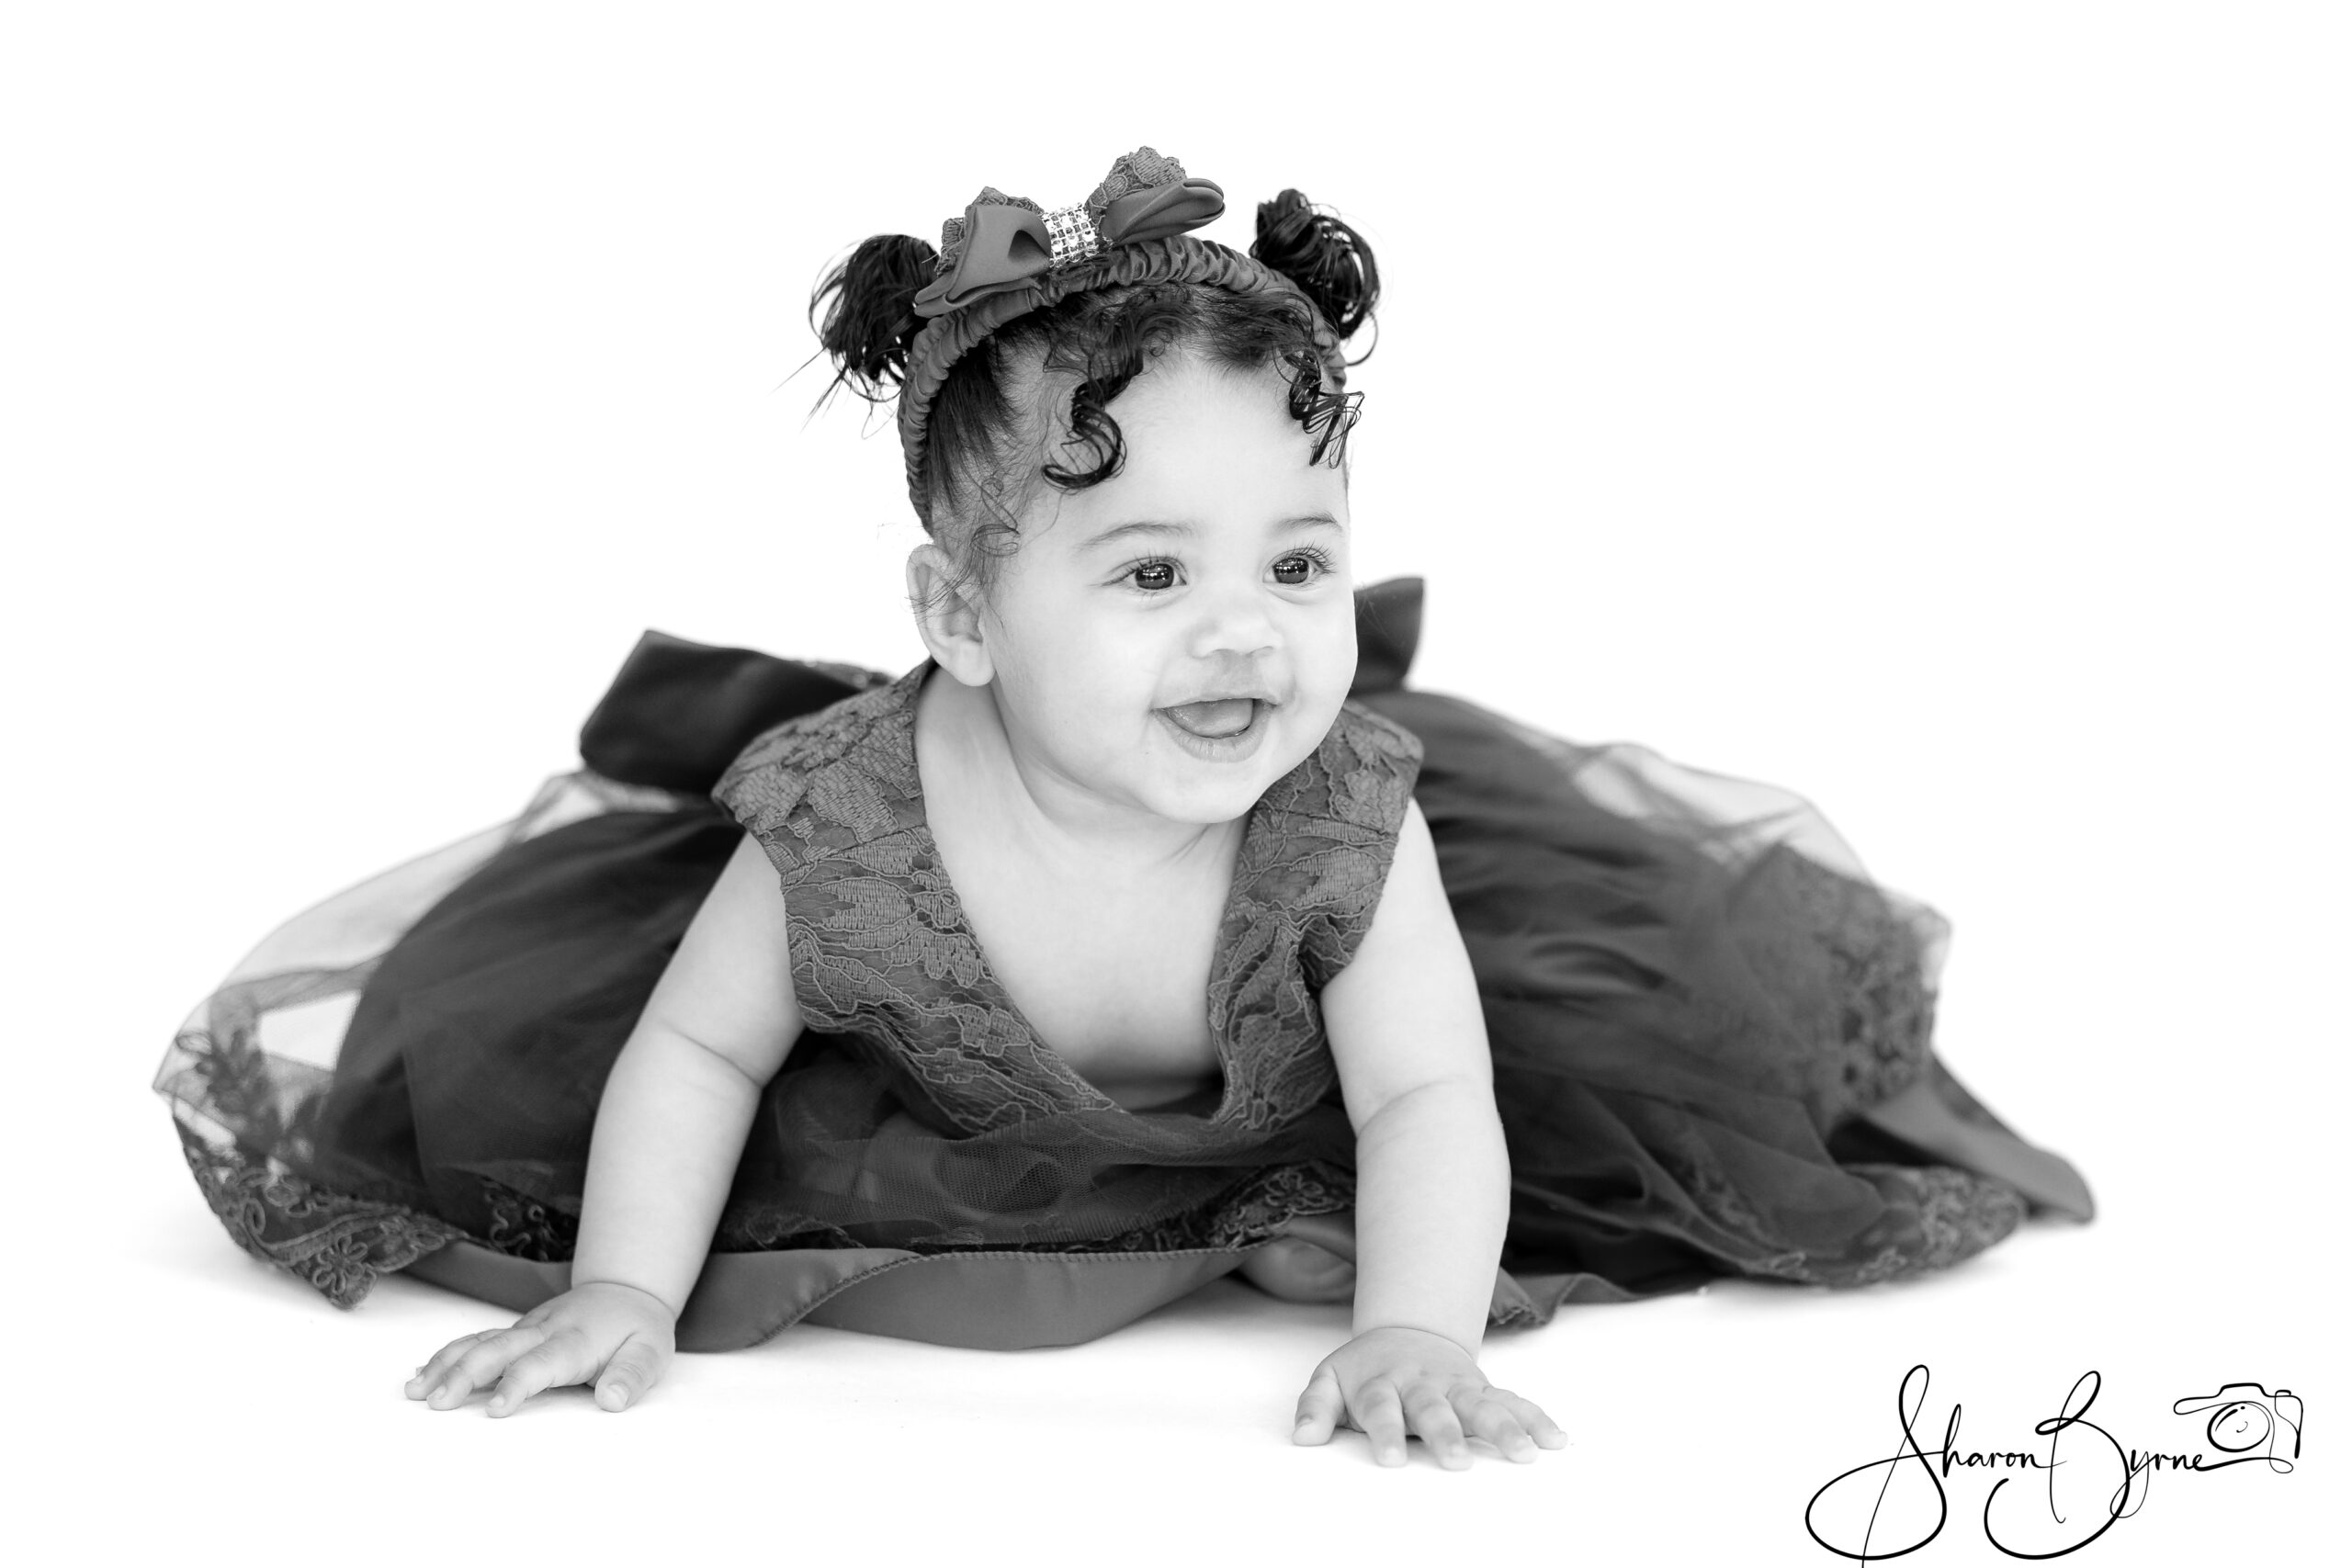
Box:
[2172,1382,2301,1473]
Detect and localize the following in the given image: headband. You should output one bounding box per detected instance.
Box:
[894,148,1347,524]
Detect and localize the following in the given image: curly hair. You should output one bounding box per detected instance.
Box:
[810,188,1379,595]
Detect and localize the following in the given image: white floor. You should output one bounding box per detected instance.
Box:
[10,7,2344,1564]
[74,1105,2342,1564]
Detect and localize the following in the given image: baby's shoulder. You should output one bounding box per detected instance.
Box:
[1331,698,1424,777]
[1259,699,1425,840]
[712,671,922,869]
[1240,702,1425,987]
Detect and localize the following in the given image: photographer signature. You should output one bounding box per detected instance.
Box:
[1804,1366,2301,1561]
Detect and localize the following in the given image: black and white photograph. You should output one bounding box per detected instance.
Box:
[7,5,2341,1563]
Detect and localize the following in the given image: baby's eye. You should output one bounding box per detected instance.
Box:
[1127,559,1179,592]
[1272,549,1332,587]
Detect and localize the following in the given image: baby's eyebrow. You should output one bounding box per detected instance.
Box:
[1082,513,1344,550]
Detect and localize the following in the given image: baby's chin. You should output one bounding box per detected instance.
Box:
[1129,703,1338,823]
[1133,775,1282,827]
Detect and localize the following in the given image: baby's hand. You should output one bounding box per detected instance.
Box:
[405,1280,677,1417]
[1292,1325,1566,1469]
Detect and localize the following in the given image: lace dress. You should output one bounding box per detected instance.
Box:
[153,579,2092,1349]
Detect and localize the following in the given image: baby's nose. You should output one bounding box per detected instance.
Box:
[1186,582,1281,659]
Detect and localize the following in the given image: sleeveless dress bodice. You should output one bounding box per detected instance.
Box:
[711,660,1425,1150]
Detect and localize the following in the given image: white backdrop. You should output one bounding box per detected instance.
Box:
[6,5,2343,1563]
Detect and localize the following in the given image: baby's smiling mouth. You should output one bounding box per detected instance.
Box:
[1160,697,1267,739]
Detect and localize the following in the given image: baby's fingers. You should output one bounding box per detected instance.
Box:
[1404,1383,1471,1471]
[1455,1389,1542,1462]
[419,1325,546,1410]
[486,1328,594,1418]
[1354,1379,1410,1468]
[1292,1362,1345,1446]
[405,1330,497,1404]
[1492,1388,1568,1450]
[592,1333,665,1413]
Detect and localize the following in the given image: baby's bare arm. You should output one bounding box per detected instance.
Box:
[408,832,802,1415]
[1318,799,1507,1351]
[1297,800,1564,1467]
[571,832,804,1311]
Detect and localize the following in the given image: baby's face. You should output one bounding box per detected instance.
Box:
[976,353,1358,825]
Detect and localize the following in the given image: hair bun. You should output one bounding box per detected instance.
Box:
[810,234,940,403]
[1250,189,1379,351]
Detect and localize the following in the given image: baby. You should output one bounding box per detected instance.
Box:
[163,148,2087,1465]
[401,153,1566,1468]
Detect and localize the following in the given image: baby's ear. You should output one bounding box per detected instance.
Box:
[905,542,994,686]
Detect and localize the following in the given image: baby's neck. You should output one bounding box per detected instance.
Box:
[913,663,1243,889]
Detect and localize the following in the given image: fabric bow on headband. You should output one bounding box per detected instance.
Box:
[910,147,1226,319]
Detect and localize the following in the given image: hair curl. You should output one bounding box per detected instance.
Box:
[809,187,1378,594]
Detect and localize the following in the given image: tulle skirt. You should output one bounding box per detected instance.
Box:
[153,581,2092,1349]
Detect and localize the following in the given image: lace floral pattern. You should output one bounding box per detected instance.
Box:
[175,1123,459,1308]
[1713,840,1946,1131]
[714,663,1424,1152]
[1077,1160,1356,1254]
[1819,1165,2028,1288]
[706,1160,1353,1262]
[480,1179,581,1262]
[1773,848,1944,1122]
[1627,1120,2024,1291]
[1087,147,1186,213]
